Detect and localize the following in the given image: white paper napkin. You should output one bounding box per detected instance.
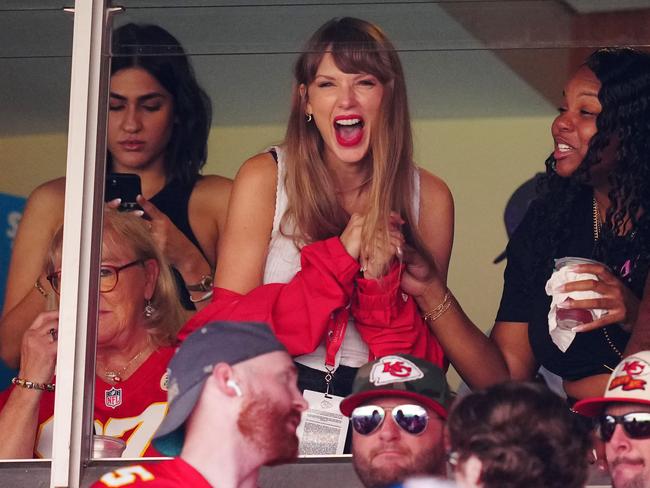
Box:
[545,266,607,352]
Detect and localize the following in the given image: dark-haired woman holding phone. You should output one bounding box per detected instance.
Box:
[0,23,231,368]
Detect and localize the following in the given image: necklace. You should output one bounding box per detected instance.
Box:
[592,196,602,241]
[593,196,638,242]
[335,175,373,194]
[103,348,150,383]
[593,196,624,360]
[602,327,623,359]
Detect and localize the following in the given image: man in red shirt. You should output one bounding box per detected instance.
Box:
[93,321,308,488]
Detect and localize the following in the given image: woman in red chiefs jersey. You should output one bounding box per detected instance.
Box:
[0,209,185,458]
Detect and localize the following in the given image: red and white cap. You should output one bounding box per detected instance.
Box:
[573,351,650,417]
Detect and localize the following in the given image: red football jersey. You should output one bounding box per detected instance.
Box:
[0,346,174,458]
[91,458,212,488]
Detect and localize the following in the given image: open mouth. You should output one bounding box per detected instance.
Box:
[553,139,575,160]
[334,116,364,147]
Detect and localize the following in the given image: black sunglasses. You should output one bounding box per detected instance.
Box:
[596,412,650,442]
[351,404,429,436]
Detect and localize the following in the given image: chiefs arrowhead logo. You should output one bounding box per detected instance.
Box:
[622,360,645,376]
[369,356,424,386]
[609,359,649,392]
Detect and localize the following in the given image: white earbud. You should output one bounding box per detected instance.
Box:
[226,379,243,397]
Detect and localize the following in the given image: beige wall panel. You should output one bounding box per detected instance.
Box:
[0,134,68,197]
[1,116,552,389]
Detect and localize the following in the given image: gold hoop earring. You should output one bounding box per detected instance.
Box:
[306,113,312,123]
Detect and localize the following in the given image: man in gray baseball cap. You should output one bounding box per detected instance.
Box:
[93,321,307,488]
[341,354,450,488]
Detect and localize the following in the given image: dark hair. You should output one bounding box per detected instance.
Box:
[110,23,212,184]
[530,47,650,292]
[448,382,592,488]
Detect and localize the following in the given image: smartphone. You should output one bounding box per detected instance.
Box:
[105,173,142,211]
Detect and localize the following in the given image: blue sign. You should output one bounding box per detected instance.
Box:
[0,192,26,390]
[0,192,26,312]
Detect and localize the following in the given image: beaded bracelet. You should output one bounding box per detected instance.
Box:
[422,290,453,323]
[12,377,55,392]
[189,289,214,304]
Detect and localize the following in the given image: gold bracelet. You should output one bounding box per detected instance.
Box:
[34,279,50,298]
[12,377,55,392]
[422,290,453,323]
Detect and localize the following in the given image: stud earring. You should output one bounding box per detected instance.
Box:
[144,299,155,319]
[306,113,313,123]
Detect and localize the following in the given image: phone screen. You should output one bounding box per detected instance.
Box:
[105,173,142,211]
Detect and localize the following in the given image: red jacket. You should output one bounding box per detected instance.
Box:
[180,237,445,369]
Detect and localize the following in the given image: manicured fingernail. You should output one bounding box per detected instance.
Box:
[556,300,571,309]
[110,198,121,204]
[572,326,585,332]
[553,285,566,293]
[132,210,144,217]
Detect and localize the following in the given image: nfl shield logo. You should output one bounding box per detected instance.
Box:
[105,387,123,409]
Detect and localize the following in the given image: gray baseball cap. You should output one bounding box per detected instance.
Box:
[153,321,286,456]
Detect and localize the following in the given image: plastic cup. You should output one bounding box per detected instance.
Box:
[93,435,126,458]
[553,257,604,330]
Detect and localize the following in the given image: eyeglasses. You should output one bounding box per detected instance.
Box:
[351,404,429,436]
[596,412,650,442]
[47,260,143,295]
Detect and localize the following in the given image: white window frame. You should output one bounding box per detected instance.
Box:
[50,1,112,486]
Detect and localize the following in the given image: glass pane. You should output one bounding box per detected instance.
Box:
[91,0,650,467]
[114,0,650,53]
[0,4,72,465]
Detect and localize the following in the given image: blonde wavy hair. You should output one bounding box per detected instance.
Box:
[283,17,435,272]
[47,209,184,347]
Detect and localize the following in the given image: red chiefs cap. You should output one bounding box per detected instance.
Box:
[574,351,650,417]
[339,354,450,419]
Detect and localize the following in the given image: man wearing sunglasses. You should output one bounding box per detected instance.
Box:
[574,351,650,488]
[340,354,450,488]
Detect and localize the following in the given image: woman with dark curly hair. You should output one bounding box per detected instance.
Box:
[448,382,592,488]
[401,47,650,399]
[0,23,231,367]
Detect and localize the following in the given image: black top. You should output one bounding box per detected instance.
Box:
[150,177,203,310]
[496,190,646,381]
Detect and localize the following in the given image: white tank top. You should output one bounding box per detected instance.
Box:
[263,145,421,371]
